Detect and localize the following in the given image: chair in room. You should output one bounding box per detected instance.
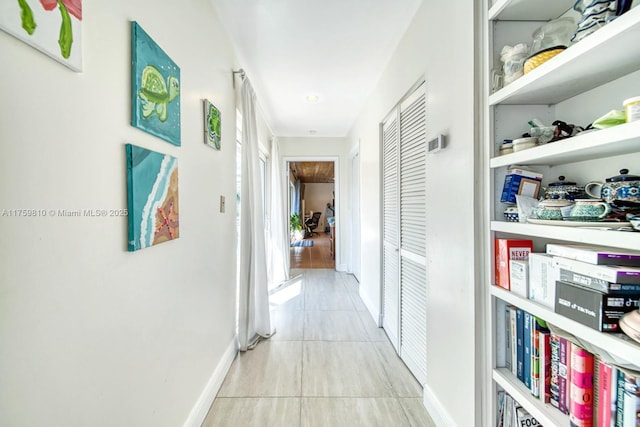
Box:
[304,211,322,238]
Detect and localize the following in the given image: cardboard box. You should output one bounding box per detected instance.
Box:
[500,167,543,204]
[495,238,534,290]
[554,280,640,332]
[529,253,558,309]
[510,260,529,298]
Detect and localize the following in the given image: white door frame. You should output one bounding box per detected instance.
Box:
[349,143,361,281]
[282,155,341,270]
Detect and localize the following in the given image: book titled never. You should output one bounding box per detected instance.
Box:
[547,244,640,267]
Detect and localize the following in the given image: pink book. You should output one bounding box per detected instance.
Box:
[570,344,594,426]
[598,360,613,427]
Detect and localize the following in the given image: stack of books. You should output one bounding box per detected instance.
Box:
[547,244,640,333]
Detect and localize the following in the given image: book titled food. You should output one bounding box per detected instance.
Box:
[547,244,640,267]
[555,280,640,332]
[496,238,534,290]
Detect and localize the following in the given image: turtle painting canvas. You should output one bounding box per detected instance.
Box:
[0,0,83,71]
[131,21,181,146]
[125,144,179,252]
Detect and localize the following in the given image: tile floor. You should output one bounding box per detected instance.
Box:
[202,269,436,427]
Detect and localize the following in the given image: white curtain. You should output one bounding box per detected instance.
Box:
[238,78,273,351]
[267,137,290,289]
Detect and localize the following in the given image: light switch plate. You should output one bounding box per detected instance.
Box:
[220,195,225,213]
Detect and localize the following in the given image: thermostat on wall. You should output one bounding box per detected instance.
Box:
[427,134,445,153]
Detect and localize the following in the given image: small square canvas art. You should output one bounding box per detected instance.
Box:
[126,144,179,251]
[0,0,83,71]
[203,99,221,150]
[131,21,181,146]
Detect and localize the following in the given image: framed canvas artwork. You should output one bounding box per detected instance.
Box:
[126,144,179,252]
[203,99,221,150]
[131,21,181,146]
[0,0,83,71]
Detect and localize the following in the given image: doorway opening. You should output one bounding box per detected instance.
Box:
[286,159,338,270]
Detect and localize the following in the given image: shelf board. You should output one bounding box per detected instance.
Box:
[488,0,573,21]
[492,286,640,365]
[493,368,569,426]
[490,121,640,168]
[489,6,640,106]
[491,221,640,249]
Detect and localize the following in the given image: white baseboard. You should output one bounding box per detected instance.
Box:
[336,263,348,272]
[423,383,456,427]
[359,289,380,326]
[182,339,237,427]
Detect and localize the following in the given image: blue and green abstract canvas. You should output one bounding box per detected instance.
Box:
[131,21,181,146]
[126,144,179,251]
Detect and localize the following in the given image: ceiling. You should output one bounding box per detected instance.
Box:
[210,0,422,138]
[290,161,334,183]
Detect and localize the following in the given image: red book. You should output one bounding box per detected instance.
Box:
[495,238,534,290]
[539,331,551,403]
[569,344,594,427]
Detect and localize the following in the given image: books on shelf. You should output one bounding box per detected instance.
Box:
[497,391,542,427]
[496,238,534,290]
[553,256,640,285]
[546,244,640,267]
[558,268,640,295]
[555,280,640,332]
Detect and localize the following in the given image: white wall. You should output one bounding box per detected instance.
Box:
[0,1,241,426]
[347,1,479,425]
[303,183,334,230]
[279,137,348,270]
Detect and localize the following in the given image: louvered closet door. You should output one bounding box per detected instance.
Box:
[398,83,427,385]
[382,110,400,351]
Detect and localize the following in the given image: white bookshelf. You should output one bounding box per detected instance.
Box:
[483,1,640,425]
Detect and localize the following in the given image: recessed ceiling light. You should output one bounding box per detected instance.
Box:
[306,95,319,103]
[309,130,317,135]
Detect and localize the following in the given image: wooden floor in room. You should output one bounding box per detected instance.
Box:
[290,231,335,269]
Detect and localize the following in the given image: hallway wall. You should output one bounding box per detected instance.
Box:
[0,1,242,426]
[347,1,480,425]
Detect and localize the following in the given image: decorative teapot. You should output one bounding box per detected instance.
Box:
[585,169,640,206]
[542,176,585,200]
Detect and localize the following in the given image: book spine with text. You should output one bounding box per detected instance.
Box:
[510,306,517,377]
[558,269,640,294]
[569,345,594,427]
[516,308,524,382]
[598,360,614,427]
[553,256,640,284]
[547,244,640,267]
[523,311,532,389]
[559,337,571,415]
[550,333,560,408]
[539,330,551,403]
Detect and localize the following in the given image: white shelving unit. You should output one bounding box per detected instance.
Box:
[483,0,640,425]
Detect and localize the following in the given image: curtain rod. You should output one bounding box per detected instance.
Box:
[232,68,245,88]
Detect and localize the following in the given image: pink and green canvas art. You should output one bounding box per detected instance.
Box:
[0,0,82,71]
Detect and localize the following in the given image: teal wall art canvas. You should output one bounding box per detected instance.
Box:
[0,0,83,71]
[126,144,179,251]
[131,21,181,146]
[203,99,221,150]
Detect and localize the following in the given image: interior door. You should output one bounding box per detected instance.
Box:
[382,110,400,351]
[398,83,427,385]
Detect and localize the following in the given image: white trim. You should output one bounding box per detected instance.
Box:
[359,287,381,327]
[336,263,348,272]
[423,383,456,427]
[182,339,238,427]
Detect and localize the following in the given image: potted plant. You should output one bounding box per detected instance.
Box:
[290,213,303,241]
